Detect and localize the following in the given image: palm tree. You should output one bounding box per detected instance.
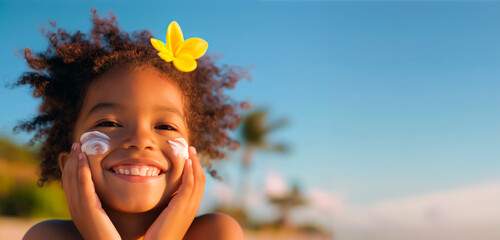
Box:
[268,183,307,229]
[236,108,289,223]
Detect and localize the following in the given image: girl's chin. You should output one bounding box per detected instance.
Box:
[102,196,168,214]
[97,188,170,214]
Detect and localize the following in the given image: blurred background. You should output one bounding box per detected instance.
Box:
[1,1,499,240]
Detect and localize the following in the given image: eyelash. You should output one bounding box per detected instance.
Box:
[95,121,177,131]
[155,124,177,131]
[96,121,121,128]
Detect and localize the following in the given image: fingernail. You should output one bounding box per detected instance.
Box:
[188,159,192,166]
[79,153,84,160]
[190,146,197,155]
[72,143,77,151]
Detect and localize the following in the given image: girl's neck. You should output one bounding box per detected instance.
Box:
[104,206,163,240]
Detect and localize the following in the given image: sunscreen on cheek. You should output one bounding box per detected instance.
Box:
[167,138,189,160]
[80,131,111,155]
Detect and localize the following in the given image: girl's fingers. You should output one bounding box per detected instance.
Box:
[189,147,205,192]
[175,157,195,201]
[190,146,205,183]
[189,147,205,205]
[164,140,194,200]
[61,146,121,239]
[145,146,204,239]
[63,143,80,192]
[78,153,96,195]
[62,143,82,213]
[188,146,197,161]
[62,143,75,178]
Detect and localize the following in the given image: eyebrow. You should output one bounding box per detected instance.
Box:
[86,102,122,117]
[154,105,184,119]
[86,102,184,119]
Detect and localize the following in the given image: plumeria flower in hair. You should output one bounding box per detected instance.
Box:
[150,21,208,72]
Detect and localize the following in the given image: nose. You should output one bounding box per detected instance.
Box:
[121,123,157,151]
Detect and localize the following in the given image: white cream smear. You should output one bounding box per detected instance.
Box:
[167,137,189,160]
[80,131,111,155]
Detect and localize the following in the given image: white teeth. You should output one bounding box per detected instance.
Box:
[112,166,161,176]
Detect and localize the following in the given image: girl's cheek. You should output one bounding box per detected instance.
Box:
[167,137,189,160]
[80,131,111,156]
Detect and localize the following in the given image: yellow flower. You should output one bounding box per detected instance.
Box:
[150,21,208,72]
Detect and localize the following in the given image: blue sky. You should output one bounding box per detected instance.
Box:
[1,0,499,212]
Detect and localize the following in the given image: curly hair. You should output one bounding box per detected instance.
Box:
[12,9,250,186]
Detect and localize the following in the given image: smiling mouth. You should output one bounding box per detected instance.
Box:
[109,165,163,177]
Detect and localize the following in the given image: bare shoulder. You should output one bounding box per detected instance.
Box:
[184,213,244,240]
[23,219,81,240]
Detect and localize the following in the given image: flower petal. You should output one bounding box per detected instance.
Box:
[158,52,174,62]
[172,54,197,72]
[175,37,208,59]
[166,21,184,56]
[150,38,171,54]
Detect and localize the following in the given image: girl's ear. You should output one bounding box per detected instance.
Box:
[58,151,70,172]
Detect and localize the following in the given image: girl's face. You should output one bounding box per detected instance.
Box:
[69,66,189,213]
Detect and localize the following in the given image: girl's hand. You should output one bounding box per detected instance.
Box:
[144,146,206,240]
[61,143,121,240]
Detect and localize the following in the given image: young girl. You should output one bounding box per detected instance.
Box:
[18,9,248,240]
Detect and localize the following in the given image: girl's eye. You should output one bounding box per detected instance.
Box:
[96,121,121,128]
[155,124,176,131]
